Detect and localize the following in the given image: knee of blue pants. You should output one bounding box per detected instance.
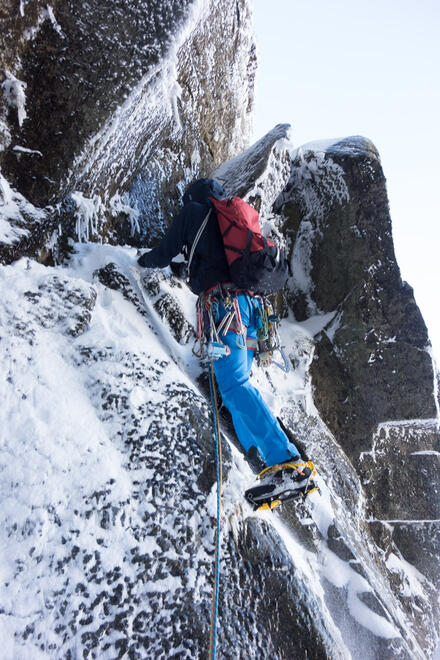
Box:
[212,329,300,466]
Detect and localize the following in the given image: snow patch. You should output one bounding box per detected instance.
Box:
[427,345,440,428]
[190,145,201,172]
[297,311,337,338]
[24,4,64,40]
[325,311,342,343]
[12,145,43,157]
[322,550,400,639]
[290,220,318,311]
[293,137,347,155]
[43,4,64,38]
[2,70,27,126]
[385,552,426,598]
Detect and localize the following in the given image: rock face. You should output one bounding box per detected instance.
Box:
[212,130,440,659]
[1,1,440,659]
[275,137,437,460]
[1,129,440,657]
[272,140,440,608]
[1,0,255,263]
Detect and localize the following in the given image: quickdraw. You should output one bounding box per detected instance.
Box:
[252,297,291,373]
[193,286,290,373]
[193,286,246,360]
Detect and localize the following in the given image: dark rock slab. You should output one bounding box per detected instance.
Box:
[275,136,437,461]
[221,516,342,659]
[359,420,440,521]
[391,520,440,588]
[1,0,194,203]
[368,519,440,653]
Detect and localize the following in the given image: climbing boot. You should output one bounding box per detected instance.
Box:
[244,460,319,511]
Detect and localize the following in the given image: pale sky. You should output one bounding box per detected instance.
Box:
[252,0,440,362]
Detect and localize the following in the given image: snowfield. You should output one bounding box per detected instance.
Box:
[0,243,436,658]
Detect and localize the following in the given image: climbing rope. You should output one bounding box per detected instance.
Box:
[208,361,222,660]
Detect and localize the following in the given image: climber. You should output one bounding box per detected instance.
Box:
[137,178,317,509]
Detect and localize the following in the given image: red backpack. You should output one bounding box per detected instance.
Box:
[209,196,289,295]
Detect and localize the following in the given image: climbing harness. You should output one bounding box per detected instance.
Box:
[193,285,290,373]
[194,285,246,360]
[208,361,222,660]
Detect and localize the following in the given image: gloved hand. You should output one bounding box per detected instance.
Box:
[170,260,188,279]
[137,250,152,268]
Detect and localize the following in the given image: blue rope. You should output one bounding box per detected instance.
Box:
[208,362,222,660]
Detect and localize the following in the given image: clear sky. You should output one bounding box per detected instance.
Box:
[252,0,440,362]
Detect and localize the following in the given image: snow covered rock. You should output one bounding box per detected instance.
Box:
[212,130,440,658]
[1,1,439,656]
[275,136,438,461]
[0,247,349,658]
[0,212,438,658]
[0,0,256,264]
[360,419,440,590]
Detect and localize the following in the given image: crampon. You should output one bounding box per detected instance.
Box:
[244,460,319,511]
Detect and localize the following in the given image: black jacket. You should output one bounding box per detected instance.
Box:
[138,200,231,294]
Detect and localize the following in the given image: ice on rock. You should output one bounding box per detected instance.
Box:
[71,191,104,242]
[0,0,438,654]
[1,70,27,127]
[0,171,46,245]
[12,145,43,156]
[0,240,437,658]
[109,191,140,235]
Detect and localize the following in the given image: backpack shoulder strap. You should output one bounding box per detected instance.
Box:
[187,208,212,278]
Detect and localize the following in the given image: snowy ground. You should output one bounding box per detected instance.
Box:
[0,243,436,658]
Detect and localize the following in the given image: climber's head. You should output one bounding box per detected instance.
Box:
[183,178,226,205]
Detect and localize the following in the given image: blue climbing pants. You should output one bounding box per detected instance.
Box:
[212,294,300,467]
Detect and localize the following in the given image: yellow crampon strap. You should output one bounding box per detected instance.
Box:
[301,486,319,498]
[257,499,282,511]
[257,460,317,481]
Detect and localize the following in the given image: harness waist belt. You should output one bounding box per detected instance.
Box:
[204,282,256,297]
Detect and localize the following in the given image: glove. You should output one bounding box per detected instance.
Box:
[170,260,188,279]
[137,251,152,268]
